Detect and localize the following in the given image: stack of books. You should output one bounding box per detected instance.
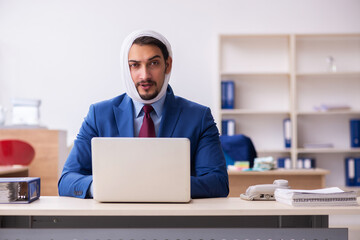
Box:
[274,187,358,207]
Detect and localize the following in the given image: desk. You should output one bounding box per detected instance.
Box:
[0,129,67,196]
[0,196,358,239]
[228,168,330,197]
[0,166,28,177]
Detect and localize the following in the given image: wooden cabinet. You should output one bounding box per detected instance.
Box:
[0,166,28,177]
[219,34,360,188]
[0,129,67,196]
[228,169,329,197]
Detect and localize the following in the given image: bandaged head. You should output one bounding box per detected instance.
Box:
[120,30,173,104]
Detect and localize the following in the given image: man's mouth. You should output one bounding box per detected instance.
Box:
[138,81,155,91]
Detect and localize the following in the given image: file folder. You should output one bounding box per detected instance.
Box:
[345,158,360,186]
[283,118,291,148]
[303,158,316,169]
[221,119,235,136]
[296,158,316,169]
[221,82,227,109]
[277,157,291,169]
[297,158,303,169]
[221,81,234,109]
[350,119,360,148]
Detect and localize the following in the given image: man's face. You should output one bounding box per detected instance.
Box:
[128,44,172,100]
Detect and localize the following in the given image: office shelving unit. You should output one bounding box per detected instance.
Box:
[219,33,360,187]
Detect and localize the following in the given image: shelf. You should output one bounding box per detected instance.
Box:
[295,33,360,37]
[221,34,291,38]
[257,149,291,154]
[296,71,360,77]
[221,72,290,77]
[297,148,360,154]
[221,109,290,115]
[296,110,360,116]
[295,34,360,73]
[220,36,289,73]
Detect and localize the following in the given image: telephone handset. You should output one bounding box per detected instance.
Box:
[240,179,290,201]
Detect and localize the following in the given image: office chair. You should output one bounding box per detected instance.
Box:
[0,139,35,165]
[220,134,257,168]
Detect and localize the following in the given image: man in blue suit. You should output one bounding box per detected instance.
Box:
[58,30,229,199]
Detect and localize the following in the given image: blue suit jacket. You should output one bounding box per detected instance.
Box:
[58,86,229,198]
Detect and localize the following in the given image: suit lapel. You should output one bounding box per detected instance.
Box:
[159,86,182,137]
[113,95,134,137]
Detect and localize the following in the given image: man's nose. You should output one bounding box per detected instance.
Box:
[139,66,151,80]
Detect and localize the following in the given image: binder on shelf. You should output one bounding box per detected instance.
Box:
[345,157,360,186]
[221,82,227,109]
[350,119,360,148]
[221,81,234,109]
[297,158,303,169]
[297,158,316,169]
[303,158,316,169]
[283,118,291,148]
[222,119,236,136]
[0,177,40,203]
[277,157,291,169]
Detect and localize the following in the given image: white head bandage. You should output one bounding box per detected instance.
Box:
[120,30,173,104]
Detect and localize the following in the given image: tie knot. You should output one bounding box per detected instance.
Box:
[143,105,154,114]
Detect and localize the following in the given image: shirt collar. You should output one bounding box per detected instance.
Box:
[133,93,166,118]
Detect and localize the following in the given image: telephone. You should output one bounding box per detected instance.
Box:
[240,179,290,201]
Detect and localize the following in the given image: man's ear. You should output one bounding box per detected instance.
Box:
[165,56,172,74]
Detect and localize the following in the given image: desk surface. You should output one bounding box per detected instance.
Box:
[0,196,359,216]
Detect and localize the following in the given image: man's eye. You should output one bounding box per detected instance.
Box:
[150,61,159,66]
[129,63,139,68]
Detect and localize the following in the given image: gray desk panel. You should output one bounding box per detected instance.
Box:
[0,228,348,240]
[0,215,328,228]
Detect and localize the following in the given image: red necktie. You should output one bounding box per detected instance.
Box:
[139,105,156,137]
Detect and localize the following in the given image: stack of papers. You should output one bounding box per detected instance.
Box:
[274,187,359,207]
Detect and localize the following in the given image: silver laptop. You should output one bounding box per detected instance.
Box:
[91,137,191,203]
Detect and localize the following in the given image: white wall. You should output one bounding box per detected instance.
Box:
[1,0,359,144]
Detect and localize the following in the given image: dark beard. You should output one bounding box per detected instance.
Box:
[137,80,159,100]
[139,91,159,100]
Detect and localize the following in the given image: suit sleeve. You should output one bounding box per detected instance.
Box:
[58,105,98,198]
[191,108,229,198]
